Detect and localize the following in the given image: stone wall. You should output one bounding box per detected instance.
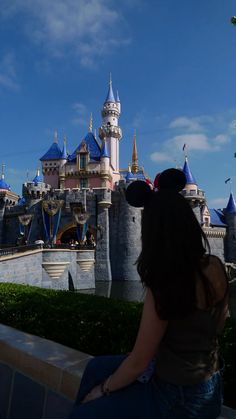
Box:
[0,324,92,419]
[0,248,95,290]
[0,324,234,419]
[110,187,142,281]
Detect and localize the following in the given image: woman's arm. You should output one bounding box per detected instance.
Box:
[82,288,168,403]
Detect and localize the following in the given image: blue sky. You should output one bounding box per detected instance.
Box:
[1,0,236,208]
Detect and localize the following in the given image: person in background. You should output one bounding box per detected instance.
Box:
[69,168,229,419]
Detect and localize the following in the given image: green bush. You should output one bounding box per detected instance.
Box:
[0,283,235,408]
[0,283,142,355]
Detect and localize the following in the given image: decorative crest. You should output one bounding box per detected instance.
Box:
[42,199,64,216]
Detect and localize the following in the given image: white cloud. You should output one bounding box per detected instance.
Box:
[208,197,227,208]
[169,116,203,131]
[213,134,230,145]
[150,151,173,163]
[229,119,236,133]
[72,102,88,126]
[0,0,131,67]
[0,52,19,90]
[167,133,215,152]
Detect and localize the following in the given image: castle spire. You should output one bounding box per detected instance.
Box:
[116,90,120,103]
[54,130,58,143]
[182,156,197,185]
[226,192,236,213]
[131,131,139,174]
[61,136,67,159]
[89,113,93,132]
[105,73,115,103]
[1,163,5,179]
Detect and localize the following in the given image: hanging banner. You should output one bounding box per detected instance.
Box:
[76,222,88,243]
[42,199,64,243]
[18,214,33,243]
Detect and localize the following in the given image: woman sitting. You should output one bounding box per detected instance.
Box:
[69,168,229,419]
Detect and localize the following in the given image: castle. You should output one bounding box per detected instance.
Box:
[0,78,235,285]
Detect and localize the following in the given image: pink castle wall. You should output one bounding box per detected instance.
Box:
[44,173,59,189]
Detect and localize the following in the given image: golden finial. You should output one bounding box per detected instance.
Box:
[109,72,112,86]
[89,113,93,132]
[131,130,139,174]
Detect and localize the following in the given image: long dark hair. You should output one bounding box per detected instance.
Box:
[137,189,211,319]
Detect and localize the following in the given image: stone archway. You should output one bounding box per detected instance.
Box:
[57,223,77,244]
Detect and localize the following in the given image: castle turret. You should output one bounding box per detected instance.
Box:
[99,75,122,174]
[100,139,110,187]
[0,164,18,244]
[59,137,68,189]
[40,131,62,188]
[224,192,236,262]
[181,157,205,221]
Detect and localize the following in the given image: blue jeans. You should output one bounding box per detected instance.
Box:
[69,355,222,418]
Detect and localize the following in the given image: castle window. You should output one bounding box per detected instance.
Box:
[80,178,88,189]
[80,154,87,170]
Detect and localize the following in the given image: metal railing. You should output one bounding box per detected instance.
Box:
[0,243,95,257]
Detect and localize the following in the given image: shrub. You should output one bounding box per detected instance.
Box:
[0,283,142,355]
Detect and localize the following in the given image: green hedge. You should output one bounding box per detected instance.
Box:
[0,283,235,408]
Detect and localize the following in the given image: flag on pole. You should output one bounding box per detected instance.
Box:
[225,178,231,184]
[182,144,186,151]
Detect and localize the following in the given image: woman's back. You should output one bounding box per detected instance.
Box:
[155,255,229,386]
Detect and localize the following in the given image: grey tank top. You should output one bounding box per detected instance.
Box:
[155,256,229,386]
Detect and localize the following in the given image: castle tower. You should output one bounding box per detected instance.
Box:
[131,131,139,174]
[224,192,236,262]
[99,76,122,177]
[100,139,110,187]
[40,131,63,189]
[0,164,18,244]
[181,156,206,221]
[59,137,68,189]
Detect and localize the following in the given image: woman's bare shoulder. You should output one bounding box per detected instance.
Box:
[201,255,228,303]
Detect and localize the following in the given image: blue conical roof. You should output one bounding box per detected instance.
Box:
[18,196,26,206]
[68,132,101,162]
[182,158,197,184]
[225,193,236,213]
[126,171,135,181]
[40,142,62,161]
[101,140,109,158]
[32,169,43,185]
[0,175,10,190]
[116,90,120,102]
[105,80,115,103]
[61,139,67,159]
